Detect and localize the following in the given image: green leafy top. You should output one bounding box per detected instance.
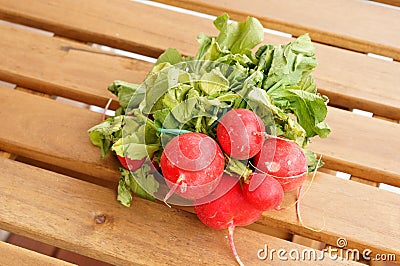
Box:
[88,13,330,206]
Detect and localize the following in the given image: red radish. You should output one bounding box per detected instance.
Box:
[253,138,307,192]
[118,154,159,174]
[160,132,225,200]
[217,108,265,160]
[242,173,284,211]
[117,155,146,172]
[195,175,263,265]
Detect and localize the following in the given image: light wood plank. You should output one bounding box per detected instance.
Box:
[309,107,400,186]
[0,8,399,120]
[350,176,379,187]
[292,235,325,250]
[153,0,400,60]
[0,0,212,57]
[15,156,117,189]
[0,87,399,261]
[0,241,75,266]
[0,86,121,183]
[0,158,357,266]
[15,87,53,98]
[0,25,151,110]
[259,173,400,262]
[1,86,398,187]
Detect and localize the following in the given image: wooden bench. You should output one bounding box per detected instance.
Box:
[0,0,399,265]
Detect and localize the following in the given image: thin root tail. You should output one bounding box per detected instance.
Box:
[228,225,244,266]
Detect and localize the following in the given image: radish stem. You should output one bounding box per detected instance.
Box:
[157,128,191,135]
[228,224,244,266]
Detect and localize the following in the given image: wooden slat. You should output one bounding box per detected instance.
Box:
[0,25,151,110]
[259,173,400,262]
[0,241,75,266]
[0,150,15,160]
[153,0,400,61]
[309,107,400,186]
[7,233,56,256]
[15,156,118,189]
[291,235,325,250]
[1,86,399,187]
[15,87,53,98]
[0,87,399,260]
[351,176,379,187]
[54,249,113,266]
[0,158,358,266]
[0,87,121,183]
[313,50,400,120]
[0,8,399,120]
[373,0,400,7]
[0,0,212,57]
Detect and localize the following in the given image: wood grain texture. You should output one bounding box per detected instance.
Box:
[0,86,121,183]
[259,173,400,262]
[291,235,325,250]
[0,241,75,266]
[1,86,399,187]
[373,0,400,7]
[0,11,399,120]
[309,107,400,186]
[0,1,398,264]
[0,24,151,110]
[0,0,213,57]
[0,87,399,260]
[0,158,359,266]
[153,0,400,60]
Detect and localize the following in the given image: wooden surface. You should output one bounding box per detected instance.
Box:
[1,78,399,187]
[309,107,400,186]
[260,172,400,259]
[0,86,121,183]
[0,87,399,260]
[0,3,399,120]
[0,24,151,109]
[0,0,399,265]
[373,0,400,7]
[0,158,359,266]
[153,0,400,60]
[0,241,75,266]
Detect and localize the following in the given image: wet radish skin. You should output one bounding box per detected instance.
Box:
[242,173,284,211]
[160,132,225,200]
[194,175,263,230]
[253,138,307,192]
[117,155,146,172]
[217,109,265,160]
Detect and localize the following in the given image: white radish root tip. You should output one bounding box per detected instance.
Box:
[163,176,185,207]
[228,224,244,266]
[101,98,113,121]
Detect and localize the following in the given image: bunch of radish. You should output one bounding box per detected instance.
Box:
[158,108,308,265]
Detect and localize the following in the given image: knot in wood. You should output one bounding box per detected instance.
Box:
[95,214,106,224]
